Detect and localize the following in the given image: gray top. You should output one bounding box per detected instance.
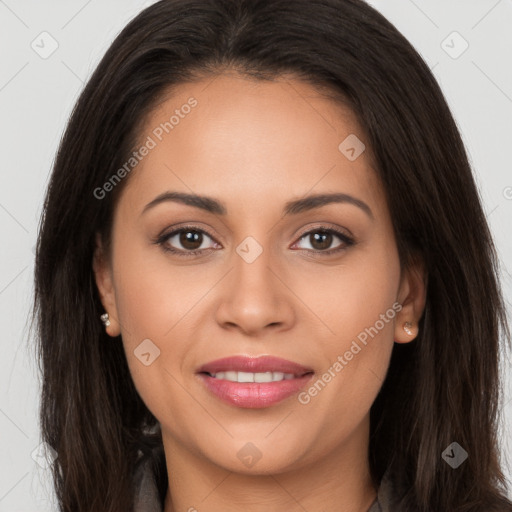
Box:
[133,450,399,512]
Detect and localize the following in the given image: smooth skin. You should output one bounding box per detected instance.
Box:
[94,72,426,512]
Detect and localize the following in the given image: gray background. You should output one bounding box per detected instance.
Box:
[0,0,511,509]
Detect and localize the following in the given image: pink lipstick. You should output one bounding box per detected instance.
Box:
[196,355,314,408]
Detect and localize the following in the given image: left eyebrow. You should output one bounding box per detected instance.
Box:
[141,191,374,220]
[283,192,374,220]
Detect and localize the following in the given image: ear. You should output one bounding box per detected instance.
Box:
[92,232,121,337]
[394,254,427,344]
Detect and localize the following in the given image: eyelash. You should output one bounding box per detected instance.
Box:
[153,224,356,258]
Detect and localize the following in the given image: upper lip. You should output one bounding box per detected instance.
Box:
[197,355,314,376]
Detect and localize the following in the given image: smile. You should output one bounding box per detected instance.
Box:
[196,355,314,408]
[206,371,296,382]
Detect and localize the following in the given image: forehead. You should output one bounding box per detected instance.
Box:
[119,73,385,217]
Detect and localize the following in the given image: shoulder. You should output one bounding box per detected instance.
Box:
[369,466,400,512]
[370,466,512,512]
[133,445,167,512]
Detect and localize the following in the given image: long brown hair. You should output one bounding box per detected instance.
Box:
[32,0,512,510]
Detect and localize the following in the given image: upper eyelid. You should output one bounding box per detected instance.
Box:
[294,223,353,240]
[160,224,218,242]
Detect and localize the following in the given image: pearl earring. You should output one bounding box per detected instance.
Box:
[403,321,413,335]
[100,313,111,327]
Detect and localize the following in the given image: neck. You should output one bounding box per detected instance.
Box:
[162,420,377,512]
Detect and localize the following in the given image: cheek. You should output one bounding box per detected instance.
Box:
[109,238,194,402]
[112,231,213,341]
[110,231,231,417]
[293,241,400,346]
[292,243,400,411]
[112,257,202,426]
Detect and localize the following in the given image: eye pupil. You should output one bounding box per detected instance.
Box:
[311,231,332,250]
[180,230,202,250]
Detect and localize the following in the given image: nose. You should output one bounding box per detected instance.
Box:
[214,242,296,336]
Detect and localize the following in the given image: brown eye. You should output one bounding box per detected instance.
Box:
[309,231,333,250]
[178,230,203,250]
[293,227,355,255]
[156,226,219,256]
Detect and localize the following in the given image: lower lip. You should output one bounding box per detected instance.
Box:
[197,373,314,408]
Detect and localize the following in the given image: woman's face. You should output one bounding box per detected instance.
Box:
[94,73,424,474]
